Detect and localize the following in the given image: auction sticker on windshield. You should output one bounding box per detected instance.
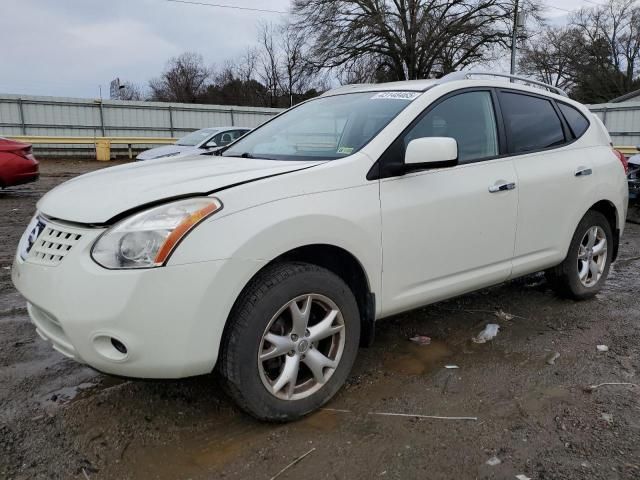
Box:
[371,91,421,100]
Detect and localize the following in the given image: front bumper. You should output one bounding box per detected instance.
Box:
[11,220,261,378]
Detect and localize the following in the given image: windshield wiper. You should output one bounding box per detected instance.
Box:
[222,152,277,160]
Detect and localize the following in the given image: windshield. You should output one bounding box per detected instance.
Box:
[222,91,420,161]
[176,128,218,146]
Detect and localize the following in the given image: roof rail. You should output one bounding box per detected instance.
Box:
[439,71,568,97]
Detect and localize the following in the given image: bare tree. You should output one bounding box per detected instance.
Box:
[279,22,314,106]
[235,47,259,84]
[571,0,640,93]
[257,23,282,107]
[149,52,212,103]
[519,0,640,102]
[519,27,583,90]
[112,81,144,101]
[291,0,530,80]
[146,25,325,107]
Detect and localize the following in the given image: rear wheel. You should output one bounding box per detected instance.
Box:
[546,210,613,299]
[218,262,360,421]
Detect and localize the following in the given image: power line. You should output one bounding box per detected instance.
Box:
[165,0,287,14]
[542,0,612,14]
[544,4,574,13]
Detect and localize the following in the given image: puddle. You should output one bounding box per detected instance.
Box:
[191,426,258,468]
[384,340,454,375]
[300,409,340,432]
[41,376,125,406]
[121,416,271,478]
[44,381,98,404]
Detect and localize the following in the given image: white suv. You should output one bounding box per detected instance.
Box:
[12,72,628,421]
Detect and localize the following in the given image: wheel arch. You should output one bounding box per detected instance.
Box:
[588,200,620,261]
[226,244,376,348]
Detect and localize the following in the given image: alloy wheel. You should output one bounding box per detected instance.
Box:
[577,226,607,287]
[258,294,345,401]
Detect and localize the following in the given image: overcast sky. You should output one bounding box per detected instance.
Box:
[0,0,589,99]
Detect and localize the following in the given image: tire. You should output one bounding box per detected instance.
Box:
[218,262,360,422]
[546,210,613,300]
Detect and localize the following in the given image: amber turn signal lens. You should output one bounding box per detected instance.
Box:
[154,202,220,264]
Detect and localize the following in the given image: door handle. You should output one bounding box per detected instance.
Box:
[488,182,516,193]
[575,167,592,177]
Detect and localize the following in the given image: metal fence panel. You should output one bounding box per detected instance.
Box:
[0,94,282,144]
[588,101,640,147]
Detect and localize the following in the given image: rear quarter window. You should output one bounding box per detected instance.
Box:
[499,91,566,154]
[558,103,590,138]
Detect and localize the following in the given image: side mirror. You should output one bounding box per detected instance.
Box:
[204,141,218,149]
[404,137,458,171]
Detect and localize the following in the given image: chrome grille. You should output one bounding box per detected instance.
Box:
[28,224,82,266]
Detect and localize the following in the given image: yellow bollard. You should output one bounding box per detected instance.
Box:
[95,138,111,161]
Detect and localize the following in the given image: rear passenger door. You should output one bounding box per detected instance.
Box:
[498,90,595,277]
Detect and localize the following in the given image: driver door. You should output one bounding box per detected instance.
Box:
[379,90,519,316]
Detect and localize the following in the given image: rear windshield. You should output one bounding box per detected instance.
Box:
[222,91,420,161]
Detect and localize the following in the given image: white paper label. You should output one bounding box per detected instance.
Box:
[371,91,421,100]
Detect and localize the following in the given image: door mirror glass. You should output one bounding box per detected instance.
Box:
[405,137,458,168]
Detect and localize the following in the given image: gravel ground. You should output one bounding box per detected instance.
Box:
[1,159,639,480]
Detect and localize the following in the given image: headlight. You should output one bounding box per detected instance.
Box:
[91,197,222,269]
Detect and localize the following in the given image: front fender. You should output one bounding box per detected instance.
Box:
[169,183,382,311]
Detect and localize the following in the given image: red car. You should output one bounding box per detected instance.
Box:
[0,137,39,188]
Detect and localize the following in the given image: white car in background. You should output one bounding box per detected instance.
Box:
[136,126,251,160]
[13,72,628,422]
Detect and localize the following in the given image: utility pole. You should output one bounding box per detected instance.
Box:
[510,0,519,75]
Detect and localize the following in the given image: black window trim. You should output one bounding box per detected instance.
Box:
[368,86,588,180]
[368,87,506,180]
[495,88,576,156]
[556,100,592,140]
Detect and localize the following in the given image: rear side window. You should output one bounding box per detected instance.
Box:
[499,92,565,153]
[558,103,589,138]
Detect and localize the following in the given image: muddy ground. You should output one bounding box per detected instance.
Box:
[1,159,639,480]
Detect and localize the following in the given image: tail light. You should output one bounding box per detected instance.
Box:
[18,145,35,161]
[612,148,629,174]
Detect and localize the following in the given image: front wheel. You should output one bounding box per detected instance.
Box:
[546,210,613,299]
[218,262,360,421]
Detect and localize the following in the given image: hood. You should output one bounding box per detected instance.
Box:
[136,144,196,160]
[38,156,324,224]
[629,153,640,167]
